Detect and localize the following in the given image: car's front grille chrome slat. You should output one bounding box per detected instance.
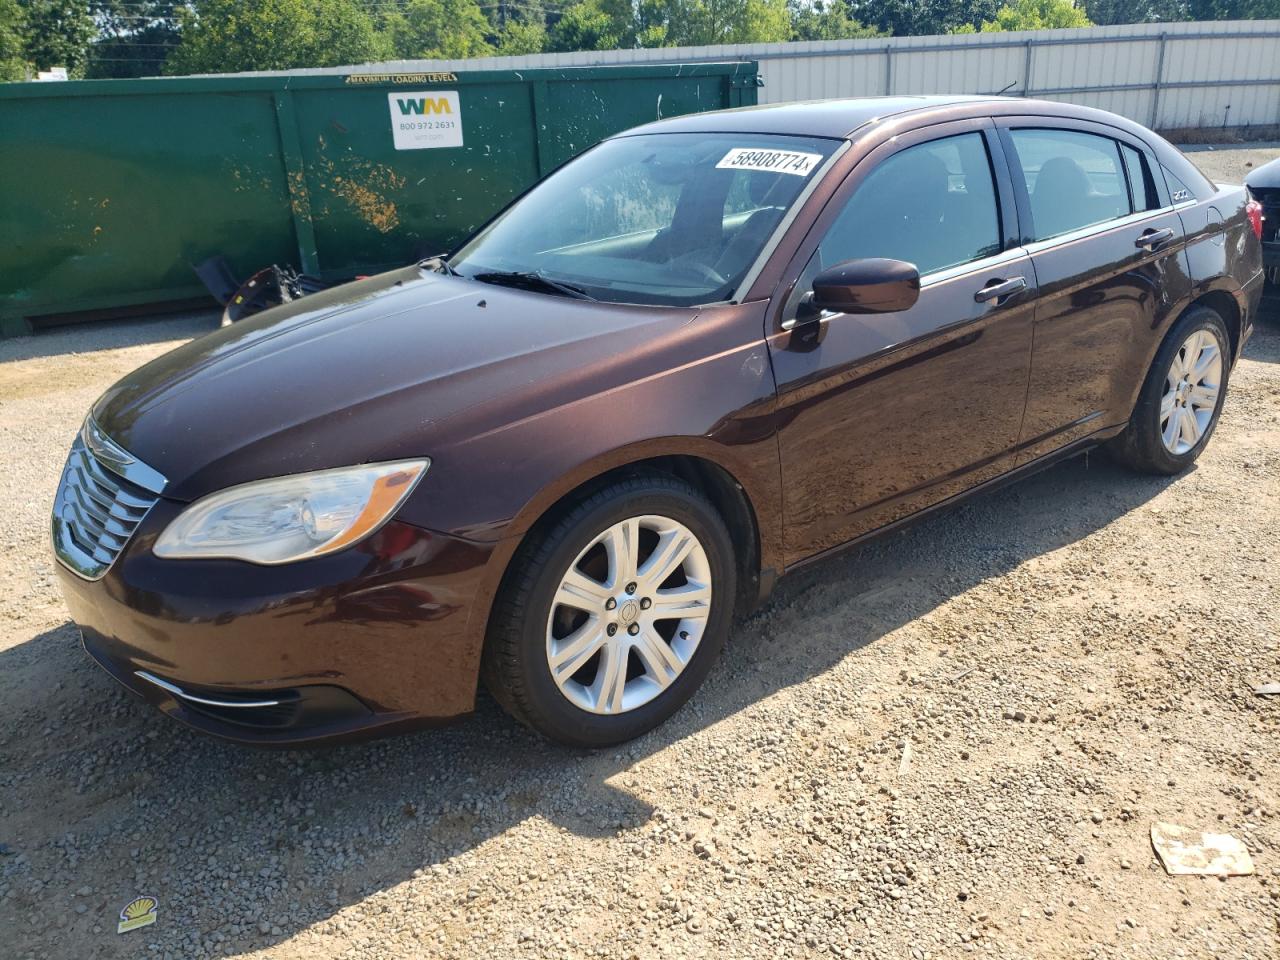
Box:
[52,421,165,581]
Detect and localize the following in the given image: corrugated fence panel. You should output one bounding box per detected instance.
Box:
[893,43,1026,96]
[295,20,1279,130]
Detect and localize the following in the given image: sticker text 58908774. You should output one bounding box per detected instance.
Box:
[716,147,823,177]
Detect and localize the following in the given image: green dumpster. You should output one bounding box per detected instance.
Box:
[0,62,760,337]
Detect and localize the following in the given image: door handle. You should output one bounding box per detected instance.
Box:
[974,276,1027,304]
[1135,227,1175,250]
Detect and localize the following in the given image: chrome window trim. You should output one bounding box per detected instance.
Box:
[1022,205,1178,255]
[919,246,1028,288]
[780,247,1031,330]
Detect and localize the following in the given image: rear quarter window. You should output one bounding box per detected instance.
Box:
[1164,166,1198,204]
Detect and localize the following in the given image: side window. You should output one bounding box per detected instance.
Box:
[817,132,1002,277]
[1121,143,1160,212]
[1009,129,1132,241]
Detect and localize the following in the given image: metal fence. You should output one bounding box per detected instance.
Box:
[281,19,1280,131]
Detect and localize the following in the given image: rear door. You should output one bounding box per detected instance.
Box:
[768,120,1037,565]
[996,119,1193,461]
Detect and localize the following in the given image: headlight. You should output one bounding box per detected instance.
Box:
[153,460,429,564]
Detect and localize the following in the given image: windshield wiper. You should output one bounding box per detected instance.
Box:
[471,270,597,301]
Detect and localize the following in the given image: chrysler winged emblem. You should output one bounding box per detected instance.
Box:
[82,418,136,474]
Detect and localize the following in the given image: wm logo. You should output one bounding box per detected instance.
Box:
[397,97,452,116]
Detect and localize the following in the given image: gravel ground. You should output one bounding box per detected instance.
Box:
[1,145,1278,960]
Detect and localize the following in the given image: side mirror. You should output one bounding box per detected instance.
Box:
[811,258,920,315]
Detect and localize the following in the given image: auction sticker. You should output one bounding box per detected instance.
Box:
[716,147,822,176]
[388,91,463,150]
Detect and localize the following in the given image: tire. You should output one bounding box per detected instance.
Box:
[482,473,736,747]
[1107,305,1231,475]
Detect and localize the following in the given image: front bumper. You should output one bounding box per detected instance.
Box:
[56,500,494,746]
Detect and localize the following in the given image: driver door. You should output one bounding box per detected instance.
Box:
[767,120,1038,566]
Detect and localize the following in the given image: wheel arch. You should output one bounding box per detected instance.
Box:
[498,448,770,620]
[460,445,775,708]
[1128,279,1246,420]
[1185,287,1243,360]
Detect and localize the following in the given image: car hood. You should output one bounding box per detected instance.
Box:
[93,265,695,502]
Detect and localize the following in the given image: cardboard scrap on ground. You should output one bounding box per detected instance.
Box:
[1150,822,1254,877]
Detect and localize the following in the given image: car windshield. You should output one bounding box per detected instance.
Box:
[450,132,840,307]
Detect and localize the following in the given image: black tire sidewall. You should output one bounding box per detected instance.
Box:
[1130,307,1231,474]
[505,483,736,747]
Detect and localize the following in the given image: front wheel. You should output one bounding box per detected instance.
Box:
[482,474,736,747]
[1107,305,1231,475]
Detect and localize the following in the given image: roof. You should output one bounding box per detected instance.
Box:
[622,95,1022,140]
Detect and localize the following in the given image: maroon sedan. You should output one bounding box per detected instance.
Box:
[53,96,1265,747]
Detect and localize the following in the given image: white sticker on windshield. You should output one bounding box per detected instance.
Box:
[716,147,823,177]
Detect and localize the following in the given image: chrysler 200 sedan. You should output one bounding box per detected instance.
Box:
[54,96,1265,747]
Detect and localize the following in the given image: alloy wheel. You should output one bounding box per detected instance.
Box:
[1160,328,1223,455]
[545,515,713,715]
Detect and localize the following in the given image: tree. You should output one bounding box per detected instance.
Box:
[1080,0,1184,22]
[1184,0,1280,16]
[848,0,1001,35]
[88,0,181,79]
[20,0,94,76]
[547,0,636,52]
[636,0,793,45]
[0,0,28,80]
[789,0,882,39]
[495,18,548,53]
[167,0,387,74]
[385,0,494,59]
[979,0,1091,29]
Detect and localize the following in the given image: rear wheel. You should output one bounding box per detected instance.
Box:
[1107,305,1230,474]
[482,473,736,747]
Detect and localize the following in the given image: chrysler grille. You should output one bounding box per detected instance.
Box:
[52,426,162,579]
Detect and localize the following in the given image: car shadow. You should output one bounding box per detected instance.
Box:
[0,450,1183,958]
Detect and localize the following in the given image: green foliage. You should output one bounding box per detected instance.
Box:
[20,0,94,76]
[495,17,548,53]
[1080,0,1184,22]
[554,0,793,47]
[88,0,181,78]
[548,0,636,51]
[658,0,794,44]
[384,0,494,58]
[167,0,387,74]
[980,0,1091,29]
[849,0,1000,36]
[0,0,28,80]
[788,0,882,39]
[1184,0,1280,16]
